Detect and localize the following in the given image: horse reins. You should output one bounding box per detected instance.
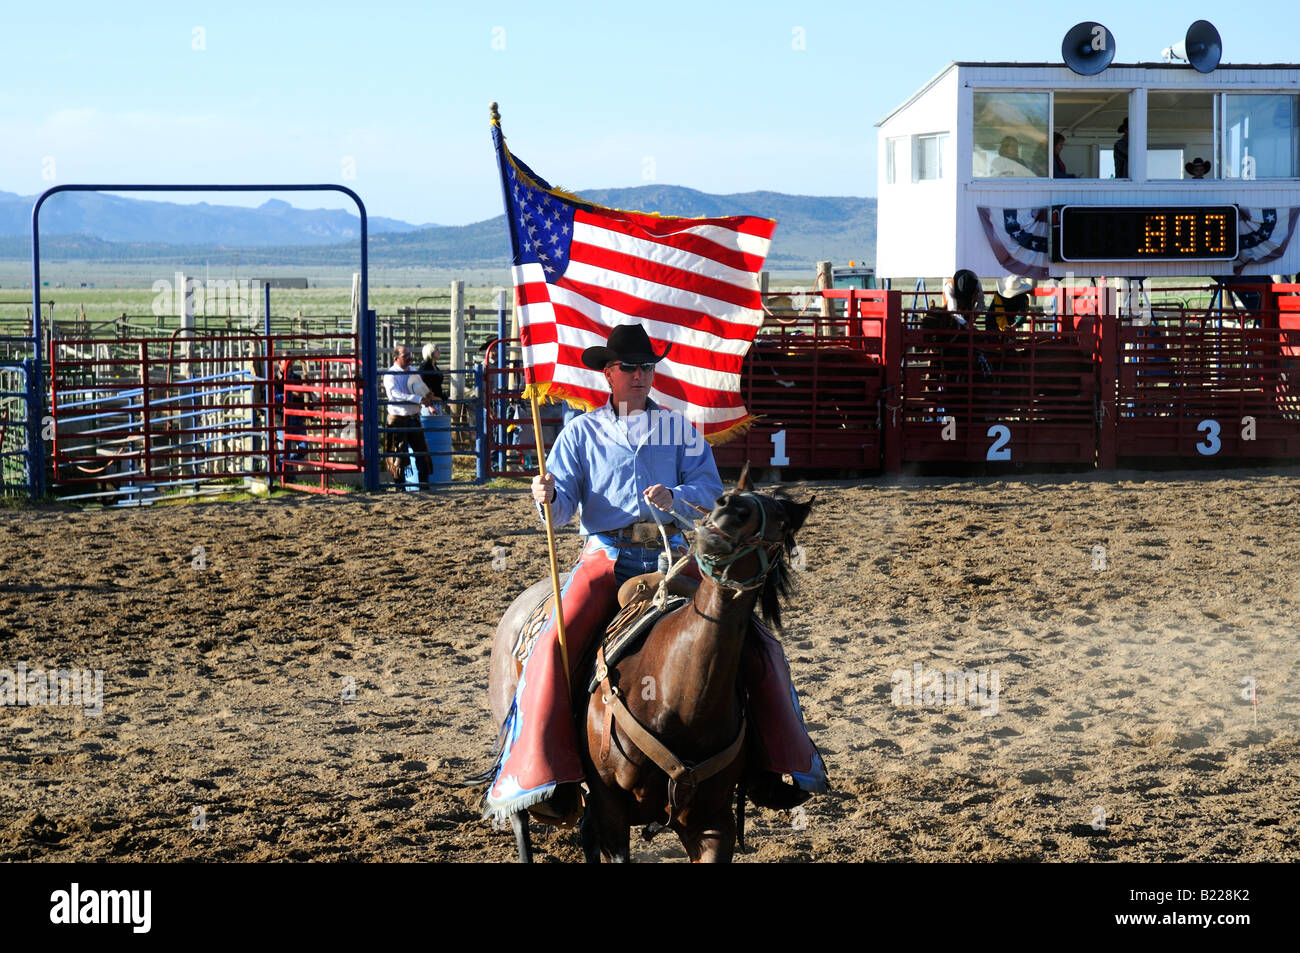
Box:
[591,490,783,822]
[695,491,786,592]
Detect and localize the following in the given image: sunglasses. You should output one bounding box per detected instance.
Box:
[610,362,656,374]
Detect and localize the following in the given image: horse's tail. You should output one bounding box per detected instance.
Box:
[458,700,515,789]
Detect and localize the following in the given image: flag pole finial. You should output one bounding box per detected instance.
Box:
[490,102,500,122]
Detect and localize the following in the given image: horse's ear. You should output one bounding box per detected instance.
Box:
[736,461,754,492]
[783,495,814,538]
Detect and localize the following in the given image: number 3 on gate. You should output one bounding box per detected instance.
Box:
[986,424,1011,461]
[1196,419,1221,456]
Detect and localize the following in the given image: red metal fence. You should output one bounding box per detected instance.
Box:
[475,285,1300,479]
[712,290,900,472]
[1113,293,1300,462]
[48,332,361,502]
[899,293,1107,467]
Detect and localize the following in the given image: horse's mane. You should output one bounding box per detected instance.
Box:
[755,491,804,635]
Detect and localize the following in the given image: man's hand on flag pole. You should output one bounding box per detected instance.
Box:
[532,472,555,505]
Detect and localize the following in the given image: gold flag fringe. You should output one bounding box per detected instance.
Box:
[706,415,758,446]
[520,381,757,447]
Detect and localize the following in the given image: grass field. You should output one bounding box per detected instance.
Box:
[0,259,1240,339]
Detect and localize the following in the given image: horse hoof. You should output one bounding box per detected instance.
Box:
[641,822,668,841]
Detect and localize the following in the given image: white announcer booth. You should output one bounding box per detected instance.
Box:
[876,58,1300,281]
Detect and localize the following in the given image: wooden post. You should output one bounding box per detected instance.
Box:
[449,280,465,402]
[882,290,904,473]
[530,393,571,693]
[817,260,834,335]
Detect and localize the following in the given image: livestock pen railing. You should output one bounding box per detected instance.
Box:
[899,290,1109,467]
[1113,285,1300,462]
[47,331,361,503]
[712,289,901,473]
[26,283,1300,499]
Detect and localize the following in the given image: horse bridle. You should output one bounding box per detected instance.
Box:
[694,491,788,592]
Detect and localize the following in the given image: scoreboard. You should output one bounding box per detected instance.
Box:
[1055,205,1239,262]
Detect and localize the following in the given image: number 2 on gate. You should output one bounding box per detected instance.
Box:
[986,424,1011,461]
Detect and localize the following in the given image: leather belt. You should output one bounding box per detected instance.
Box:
[599,522,669,548]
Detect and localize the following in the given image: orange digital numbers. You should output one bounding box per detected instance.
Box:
[1205,213,1228,254]
[1173,214,1196,254]
[1140,214,1167,255]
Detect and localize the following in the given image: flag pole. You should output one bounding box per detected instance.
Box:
[491,101,572,692]
[529,393,572,693]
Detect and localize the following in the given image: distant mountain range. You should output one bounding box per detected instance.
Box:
[0,190,429,246]
[0,186,876,273]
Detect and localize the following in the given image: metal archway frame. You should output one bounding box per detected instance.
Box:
[29,183,379,498]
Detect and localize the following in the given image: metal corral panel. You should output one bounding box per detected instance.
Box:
[899,301,1102,466]
[1115,294,1300,460]
[712,298,892,472]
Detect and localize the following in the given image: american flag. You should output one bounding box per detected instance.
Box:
[492,115,774,442]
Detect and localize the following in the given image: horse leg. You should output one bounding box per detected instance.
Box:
[679,812,737,864]
[734,779,747,854]
[510,811,532,863]
[583,780,632,862]
[579,811,600,864]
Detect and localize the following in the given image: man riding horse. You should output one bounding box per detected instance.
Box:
[485,323,827,825]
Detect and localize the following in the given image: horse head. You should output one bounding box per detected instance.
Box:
[695,464,813,630]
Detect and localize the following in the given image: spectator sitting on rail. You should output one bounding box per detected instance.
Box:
[925,270,993,384]
[383,345,437,485]
[418,343,447,416]
[940,268,984,325]
[984,275,1037,332]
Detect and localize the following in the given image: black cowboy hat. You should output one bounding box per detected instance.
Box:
[1185,157,1212,177]
[580,323,671,370]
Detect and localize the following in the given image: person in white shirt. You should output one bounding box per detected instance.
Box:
[383,346,437,484]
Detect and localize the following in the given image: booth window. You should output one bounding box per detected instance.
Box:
[1053,90,1130,179]
[973,92,1049,178]
[1147,92,1216,178]
[1224,94,1299,179]
[913,133,946,181]
[886,137,906,184]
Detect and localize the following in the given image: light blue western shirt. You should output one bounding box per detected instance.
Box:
[539,398,723,536]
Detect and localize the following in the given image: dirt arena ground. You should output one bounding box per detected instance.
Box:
[2,468,1298,863]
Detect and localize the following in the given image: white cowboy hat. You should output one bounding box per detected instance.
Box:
[999,275,1036,298]
[421,343,439,362]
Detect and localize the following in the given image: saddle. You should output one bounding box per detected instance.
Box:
[584,570,697,694]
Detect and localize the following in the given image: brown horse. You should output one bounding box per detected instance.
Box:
[482,469,812,862]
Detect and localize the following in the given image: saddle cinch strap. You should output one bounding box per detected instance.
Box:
[596,644,747,821]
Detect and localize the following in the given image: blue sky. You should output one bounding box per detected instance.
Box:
[3,0,1296,225]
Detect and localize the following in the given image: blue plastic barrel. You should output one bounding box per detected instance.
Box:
[421,414,453,484]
